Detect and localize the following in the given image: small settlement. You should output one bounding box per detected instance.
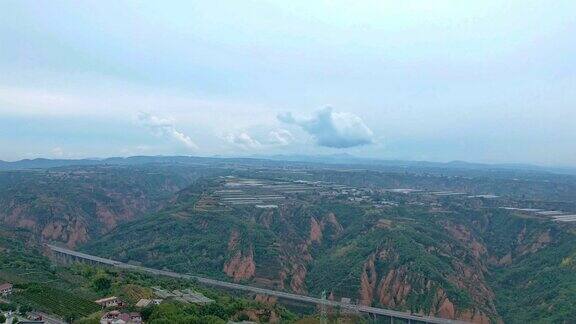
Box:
[95,287,213,324]
[0,282,13,296]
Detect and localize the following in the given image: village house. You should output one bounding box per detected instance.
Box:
[95,296,124,308]
[100,310,142,324]
[0,282,13,296]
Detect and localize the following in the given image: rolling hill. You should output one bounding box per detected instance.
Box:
[83,174,576,323]
[0,165,224,247]
[1,158,575,322]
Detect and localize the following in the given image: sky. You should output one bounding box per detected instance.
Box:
[1,1,575,165]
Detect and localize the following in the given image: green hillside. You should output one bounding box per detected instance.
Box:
[0,165,224,247]
[0,229,299,323]
[2,163,576,323]
[83,174,576,323]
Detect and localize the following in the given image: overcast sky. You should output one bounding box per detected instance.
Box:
[1,1,575,165]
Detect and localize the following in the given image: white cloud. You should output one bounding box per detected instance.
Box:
[225,128,294,150]
[268,129,294,146]
[137,112,198,150]
[278,107,374,148]
[225,132,261,150]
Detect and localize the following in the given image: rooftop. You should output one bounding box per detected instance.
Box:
[95,296,119,303]
[0,282,13,290]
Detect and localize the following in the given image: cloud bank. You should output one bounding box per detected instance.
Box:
[225,128,294,150]
[225,132,261,149]
[278,107,374,148]
[268,129,294,146]
[137,112,198,150]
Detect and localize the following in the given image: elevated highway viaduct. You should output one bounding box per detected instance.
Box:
[46,244,469,324]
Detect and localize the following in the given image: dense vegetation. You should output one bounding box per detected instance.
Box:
[481,217,576,322]
[85,168,576,323]
[10,284,100,318]
[84,184,491,319]
[2,159,576,323]
[0,229,99,321]
[0,228,299,323]
[84,184,284,280]
[0,165,228,247]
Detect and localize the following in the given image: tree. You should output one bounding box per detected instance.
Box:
[237,313,250,321]
[0,314,6,323]
[91,274,112,292]
[18,305,32,314]
[65,313,79,323]
[200,303,228,319]
[198,315,225,324]
[140,305,157,320]
[0,303,16,312]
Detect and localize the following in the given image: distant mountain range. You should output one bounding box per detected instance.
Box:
[256,153,576,175]
[1,154,575,175]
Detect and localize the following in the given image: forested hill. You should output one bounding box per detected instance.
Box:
[0,228,300,323]
[0,165,226,247]
[1,158,575,322]
[84,174,576,323]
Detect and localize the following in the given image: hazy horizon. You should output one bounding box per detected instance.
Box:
[1,1,575,166]
[3,153,576,172]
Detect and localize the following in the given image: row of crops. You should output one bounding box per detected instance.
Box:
[11,283,100,317]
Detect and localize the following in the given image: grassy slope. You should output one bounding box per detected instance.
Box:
[0,228,299,323]
[86,193,576,322]
[0,229,100,320]
[0,165,223,247]
[85,194,488,317]
[306,204,478,312]
[442,207,576,323]
[82,173,576,322]
[483,219,576,322]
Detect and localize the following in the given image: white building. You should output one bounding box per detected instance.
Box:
[95,296,123,308]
